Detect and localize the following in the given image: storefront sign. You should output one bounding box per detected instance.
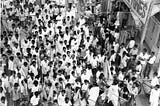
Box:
[123,0,152,23]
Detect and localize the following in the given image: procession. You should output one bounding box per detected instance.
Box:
[0,0,160,106]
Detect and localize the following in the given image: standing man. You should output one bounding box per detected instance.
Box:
[145,52,156,79]
[137,48,150,78]
[149,85,160,106]
[88,84,100,106]
[68,0,73,10]
[107,79,119,106]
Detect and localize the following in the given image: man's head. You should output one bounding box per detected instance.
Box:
[1,96,5,104]
[151,51,155,56]
[143,48,147,54]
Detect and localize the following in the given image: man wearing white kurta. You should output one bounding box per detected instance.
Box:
[107,80,119,106]
[88,86,99,106]
[149,85,160,106]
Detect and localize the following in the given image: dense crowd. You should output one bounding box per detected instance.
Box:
[0,0,158,106]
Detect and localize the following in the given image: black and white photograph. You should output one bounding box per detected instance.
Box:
[0,0,160,106]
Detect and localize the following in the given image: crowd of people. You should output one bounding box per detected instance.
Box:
[0,0,158,106]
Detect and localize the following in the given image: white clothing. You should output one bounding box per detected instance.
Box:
[29,65,38,76]
[81,74,90,83]
[130,48,138,56]
[58,93,66,106]
[31,85,40,93]
[138,52,150,65]
[88,87,99,103]
[113,42,119,52]
[114,32,119,41]
[118,73,124,81]
[8,60,14,70]
[149,89,160,106]
[30,95,40,106]
[136,64,142,74]
[127,40,135,49]
[0,101,7,106]
[82,83,89,91]
[107,85,119,106]
[62,101,72,106]
[41,60,49,74]
[76,66,82,76]
[120,55,129,68]
[151,77,159,87]
[148,56,156,64]
[109,53,116,63]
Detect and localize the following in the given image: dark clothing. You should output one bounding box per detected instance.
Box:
[144,62,152,78]
[68,3,72,10]
[115,54,121,66]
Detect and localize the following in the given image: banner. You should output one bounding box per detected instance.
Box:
[123,0,152,23]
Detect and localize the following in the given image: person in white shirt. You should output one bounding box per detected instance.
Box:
[151,72,159,87]
[137,48,150,78]
[29,61,38,77]
[41,57,49,75]
[78,16,86,26]
[107,79,119,106]
[127,37,135,52]
[135,61,142,76]
[81,70,90,83]
[8,56,15,75]
[30,91,40,106]
[1,73,10,93]
[76,63,82,77]
[62,97,72,106]
[31,80,40,93]
[149,85,160,106]
[130,44,138,56]
[91,54,98,68]
[144,52,156,79]
[120,52,129,69]
[114,29,120,41]
[88,84,100,106]
[113,41,119,53]
[82,80,89,91]
[58,90,66,106]
[118,71,124,81]
[109,50,116,64]
[19,62,28,78]
[0,96,7,106]
[129,82,139,105]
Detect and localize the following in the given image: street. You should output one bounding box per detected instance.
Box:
[136,93,149,106]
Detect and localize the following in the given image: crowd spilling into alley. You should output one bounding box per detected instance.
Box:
[0,0,159,106]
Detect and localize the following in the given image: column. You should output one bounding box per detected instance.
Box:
[140,1,153,50]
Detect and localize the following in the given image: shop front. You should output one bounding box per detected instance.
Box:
[145,16,160,60]
[123,0,160,65]
[141,0,160,70]
[144,9,160,66]
[122,0,152,37]
[114,0,151,45]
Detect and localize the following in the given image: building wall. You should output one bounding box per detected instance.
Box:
[145,16,160,63]
[101,0,111,14]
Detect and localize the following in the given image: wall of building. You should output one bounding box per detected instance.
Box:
[145,16,160,63]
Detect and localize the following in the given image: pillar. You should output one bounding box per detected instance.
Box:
[140,1,153,51]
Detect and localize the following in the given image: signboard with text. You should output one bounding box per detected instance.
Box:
[123,0,152,23]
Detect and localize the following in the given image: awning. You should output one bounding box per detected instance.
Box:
[150,4,160,16]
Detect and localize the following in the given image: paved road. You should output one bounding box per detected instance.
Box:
[136,94,149,106]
